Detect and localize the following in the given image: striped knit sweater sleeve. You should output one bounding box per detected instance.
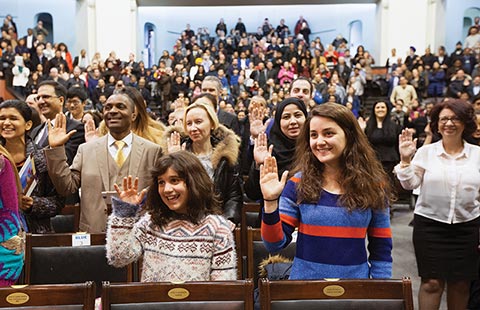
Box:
[261,173,392,279]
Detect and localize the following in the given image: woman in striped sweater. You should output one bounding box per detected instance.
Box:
[259,103,394,279]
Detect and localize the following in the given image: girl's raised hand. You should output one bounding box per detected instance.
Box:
[260,156,288,211]
[113,175,147,205]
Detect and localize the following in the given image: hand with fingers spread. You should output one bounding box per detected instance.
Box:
[254,132,273,166]
[398,129,417,163]
[260,156,289,212]
[84,119,98,142]
[249,106,268,139]
[113,175,147,205]
[167,131,183,153]
[47,113,78,148]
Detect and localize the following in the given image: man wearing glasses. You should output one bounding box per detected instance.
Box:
[65,87,88,122]
[30,80,85,165]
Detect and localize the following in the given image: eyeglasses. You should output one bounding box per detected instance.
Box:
[67,99,82,106]
[439,116,461,124]
[37,94,59,101]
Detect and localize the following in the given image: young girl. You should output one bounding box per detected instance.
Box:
[106,151,237,282]
[260,103,393,280]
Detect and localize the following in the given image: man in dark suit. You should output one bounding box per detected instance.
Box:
[251,62,268,89]
[201,76,240,137]
[29,45,47,72]
[30,80,85,165]
[72,49,89,71]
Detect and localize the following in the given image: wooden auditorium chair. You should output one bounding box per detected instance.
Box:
[259,277,414,310]
[0,281,95,310]
[101,279,254,310]
[24,233,133,297]
[246,227,296,287]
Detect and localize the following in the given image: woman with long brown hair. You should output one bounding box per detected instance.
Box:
[106,151,237,282]
[260,103,393,279]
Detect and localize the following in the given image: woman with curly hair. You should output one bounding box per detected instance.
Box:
[260,103,393,280]
[106,151,237,282]
[396,99,480,309]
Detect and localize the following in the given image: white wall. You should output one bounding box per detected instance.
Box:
[445,0,480,51]
[379,0,429,64]
[0,0,76,51]
[137,4,377,63]
[94,0,137,61]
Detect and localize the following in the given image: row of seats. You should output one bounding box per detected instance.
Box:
[21,226,280,294]
[0,278,414,309]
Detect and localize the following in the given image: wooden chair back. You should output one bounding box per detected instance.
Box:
[24,233,133,297]
[0,281,95,310]
[246,228,296,287]
[259,277,414,310]
[101,279,254,310]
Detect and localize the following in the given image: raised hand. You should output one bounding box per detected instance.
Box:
[249,106,268,139]
[254,132,273,166]
[47,113,77,148]
[113,175,147,205]
[84,119,98,142]
[167,131,183,153]
[398,129,417,163]
[260,156,289,212]
[357,116,367,131]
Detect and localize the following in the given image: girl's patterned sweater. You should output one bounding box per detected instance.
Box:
[106,198,237,282]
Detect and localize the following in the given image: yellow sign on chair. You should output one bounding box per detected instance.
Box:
[168,288,190,300]
[323,285,345,297]
[6,292,30,305]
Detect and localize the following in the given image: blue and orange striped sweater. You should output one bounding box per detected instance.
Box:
[261,172,393,280]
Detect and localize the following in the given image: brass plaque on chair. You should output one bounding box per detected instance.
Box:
[168,288,190,299]
[6,292,30,305]
[323,285,345,297]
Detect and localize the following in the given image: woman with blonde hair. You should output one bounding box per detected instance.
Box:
[165,93,242,224]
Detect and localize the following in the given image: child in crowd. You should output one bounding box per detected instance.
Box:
[106,151,237,282]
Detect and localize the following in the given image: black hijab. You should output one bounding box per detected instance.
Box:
[268,97,308,175]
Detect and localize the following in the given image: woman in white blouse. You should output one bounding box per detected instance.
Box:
[396,99,480,310]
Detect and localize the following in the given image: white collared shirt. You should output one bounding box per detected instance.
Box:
[107,132,133,161]
[395,141,480,224]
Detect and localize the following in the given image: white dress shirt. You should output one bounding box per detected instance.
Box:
[395,141,480,224]
[107,132,133,161]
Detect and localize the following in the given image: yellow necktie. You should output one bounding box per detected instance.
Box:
[114,141,126,167]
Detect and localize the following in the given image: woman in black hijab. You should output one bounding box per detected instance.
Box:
[244,97,308,201]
